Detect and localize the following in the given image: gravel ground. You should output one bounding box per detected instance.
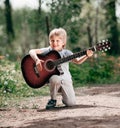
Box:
[1,84,120,128]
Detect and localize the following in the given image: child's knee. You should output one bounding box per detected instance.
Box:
[49,75,60,84]
[63,99,76,106]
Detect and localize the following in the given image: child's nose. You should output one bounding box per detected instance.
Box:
[53,40,57,44]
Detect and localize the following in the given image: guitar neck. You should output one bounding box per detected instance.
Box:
[54,46,95,66]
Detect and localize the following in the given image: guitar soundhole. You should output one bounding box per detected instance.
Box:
[45,60,55,71]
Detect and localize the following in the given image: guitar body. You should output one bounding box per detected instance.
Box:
[21,50,61,88]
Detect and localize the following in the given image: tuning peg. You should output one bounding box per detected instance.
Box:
[102,39,105,42]
[102,42,104,45]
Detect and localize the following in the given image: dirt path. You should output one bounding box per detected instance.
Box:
[1,84,120,128]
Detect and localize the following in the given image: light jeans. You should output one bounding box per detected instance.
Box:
[49,75,76,106]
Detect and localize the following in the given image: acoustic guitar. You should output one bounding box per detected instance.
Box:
[21,39,111,88]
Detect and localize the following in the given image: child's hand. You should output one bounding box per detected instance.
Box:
[36,59,44,71]
[86,50,93,57]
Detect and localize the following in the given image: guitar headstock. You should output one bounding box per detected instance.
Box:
[95,39,111,52]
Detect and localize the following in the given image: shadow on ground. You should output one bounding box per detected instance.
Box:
[20,115,120,128]
[17,105,120,128]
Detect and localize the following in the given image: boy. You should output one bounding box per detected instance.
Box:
[29,28,93,109]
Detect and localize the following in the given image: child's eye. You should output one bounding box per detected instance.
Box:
[51,40,54,43]
[57,40,61,43]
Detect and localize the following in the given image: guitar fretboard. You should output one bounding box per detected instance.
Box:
[54,47,95,66]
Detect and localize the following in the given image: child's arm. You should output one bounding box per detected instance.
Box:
[29,49,44,71]
[72,50,93,64]
[29,49,42,61]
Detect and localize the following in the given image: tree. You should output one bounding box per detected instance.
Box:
[46,0,82,49]
[86,0,93,47]
[103,0,120,55]
[4,0,15,43]
[79,0,98,48]
[47,0,81,27]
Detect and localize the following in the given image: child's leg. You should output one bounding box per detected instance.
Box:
[49,75,76,106]
[49,75,62,100]
[61,80,76,106]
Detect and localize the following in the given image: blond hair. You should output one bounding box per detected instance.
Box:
[49,28,67,48]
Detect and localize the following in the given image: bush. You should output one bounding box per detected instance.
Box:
[86,60,114,84]
[0,59,49,107]
[70,56,119,87]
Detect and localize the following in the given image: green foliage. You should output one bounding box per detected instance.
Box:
[0,0,120,59]
[47,0,81,28]
[0,59,49,107]
[103,0,120,55]
[86,61,113,84]
[70,55,120,87]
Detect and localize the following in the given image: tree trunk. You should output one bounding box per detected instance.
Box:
[95,7,99,44]
[4,0,15,43]
[104,0,120,55]
[87,25,92,47]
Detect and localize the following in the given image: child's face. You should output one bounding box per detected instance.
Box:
[49,35,65,51]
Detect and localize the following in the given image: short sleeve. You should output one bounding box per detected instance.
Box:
[39,47,51,55]
[65,49,73,56]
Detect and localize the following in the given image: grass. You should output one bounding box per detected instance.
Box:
[0,59,49,107]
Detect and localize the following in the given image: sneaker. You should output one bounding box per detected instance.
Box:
[46,99,57,110]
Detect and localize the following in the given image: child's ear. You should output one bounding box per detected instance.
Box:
[63,41,66,48]
[62,43,65,48]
